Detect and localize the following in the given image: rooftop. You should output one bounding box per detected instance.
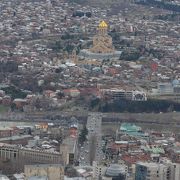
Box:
[62,137,77,154]
[28,176,48,180]
[120,123,142,132]
[105,164,126,177]
[136,162,167,168]
[0,135,32,142]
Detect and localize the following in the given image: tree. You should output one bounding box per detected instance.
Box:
[11,103,16,111]
[0,61,18,73]
[78,124,88,145]
[35,98,41,110]
[120,50,141,61]
[99,99,180,113]
[57,91,65,99]
[2,86,27,99]
[90,98,100,109]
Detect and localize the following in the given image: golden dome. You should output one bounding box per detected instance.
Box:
[99,21,108,28]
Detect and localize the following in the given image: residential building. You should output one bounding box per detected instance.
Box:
[135,162,178,180]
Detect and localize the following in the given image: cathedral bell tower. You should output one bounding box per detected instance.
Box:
[71,49,78,64]
[98,20,108,36]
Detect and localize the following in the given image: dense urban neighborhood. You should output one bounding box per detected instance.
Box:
[0,0,179,179]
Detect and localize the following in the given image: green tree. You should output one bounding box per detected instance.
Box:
[78,124,88,145]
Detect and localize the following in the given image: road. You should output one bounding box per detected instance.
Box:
[79,113,104,166]
[86,113,103,164]
[0,111,180,128]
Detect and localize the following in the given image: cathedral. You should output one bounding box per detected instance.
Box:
[90,21,114,54]
[79,21,121,60]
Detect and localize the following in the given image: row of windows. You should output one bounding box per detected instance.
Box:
[0,150,17,159]
[0,151,61,163]
[22,152,61,161]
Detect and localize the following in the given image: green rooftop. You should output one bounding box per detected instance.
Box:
[120,123,142,132]
[143,146,165,154]
[120,123,148,138]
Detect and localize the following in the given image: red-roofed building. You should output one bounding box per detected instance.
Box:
[79,88,99,96]
[69,127,78,139]
[2,96,11,106]
[63,89,80,98]
[121,153,151,167]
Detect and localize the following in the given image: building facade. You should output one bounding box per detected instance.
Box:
[24,164,64,180]
[101,89,147,101]
[135,162,180,180]
[0,143,63,174]
[60,137,78,165]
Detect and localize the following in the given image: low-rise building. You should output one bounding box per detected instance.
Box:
[24,164,64,180]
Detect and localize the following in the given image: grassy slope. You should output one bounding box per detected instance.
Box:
[0,105,8,113]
